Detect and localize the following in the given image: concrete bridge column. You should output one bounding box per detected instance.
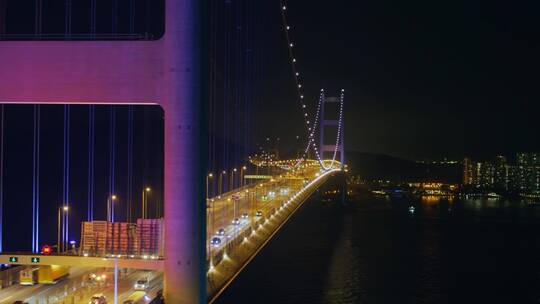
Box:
[162,0,205,303]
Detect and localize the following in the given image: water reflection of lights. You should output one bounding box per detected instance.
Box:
[421,195,455,204]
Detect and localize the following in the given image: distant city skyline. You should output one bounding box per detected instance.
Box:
[463,152,540,196]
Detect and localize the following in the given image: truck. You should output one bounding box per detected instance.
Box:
[123,291,146,304]
[37,265,69,284]
[19,267,39,285]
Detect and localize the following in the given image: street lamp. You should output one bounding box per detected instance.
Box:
[107,195,117,222]
[57,205,68,254]
[241,166,247,187]
[230,168,237,191]
[218,171,226,196]
[206,173,213,202]
[142,187,151,219]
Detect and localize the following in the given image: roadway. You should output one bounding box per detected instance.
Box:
[207,164,343,301]
[206,165,320,256]
[0,266,162,304]
[0,160,339,303]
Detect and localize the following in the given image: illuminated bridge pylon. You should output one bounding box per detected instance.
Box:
[318,90,345,170]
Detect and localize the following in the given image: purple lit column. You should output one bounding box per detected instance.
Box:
[162,0,204,303]
[0,0,205,302]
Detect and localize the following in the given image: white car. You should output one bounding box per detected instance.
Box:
[211,237,221,247]
[134,278,149,291]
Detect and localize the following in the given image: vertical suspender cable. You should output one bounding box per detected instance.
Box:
[90,0,96,38]
[32,108,36,251]
[109,107,116,221]
[0,105,3,252]
[112,0,118,35]
[62,105,70,251]
[127,106,134,222]
[34,0,43,37]
[36,106,41,252]
[32,105,41,252]
[234,0,241,171]
[244,0,252,167]
[129,0,136,34]
[209,1,213,174]
[0,0,6,37]
[65,0,72,38]
[224,0,232,181]
[87,106,95,221]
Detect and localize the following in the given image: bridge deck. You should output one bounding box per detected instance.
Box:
[0,254,163,270]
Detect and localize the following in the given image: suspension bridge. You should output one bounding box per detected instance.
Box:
[0,0,346,303]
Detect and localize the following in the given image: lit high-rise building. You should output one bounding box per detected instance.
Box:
[463,157,473,185]
[464,153,540,194]
[493,155,507,190]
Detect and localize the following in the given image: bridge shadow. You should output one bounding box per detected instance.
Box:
[213,177,347,304]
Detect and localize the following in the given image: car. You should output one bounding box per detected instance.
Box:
[211,237,221,246]
[133,278,149,291]
[82,276,97,287]
[255,210,263,217]
[232,218,240,225]
[217,228,225,236]
[89,294,107,304]
[241,212,248,219]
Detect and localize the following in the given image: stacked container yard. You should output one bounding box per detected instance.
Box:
[136,218,164,257]
[80,221,108,256]
[106,222,137,255]
[81,221,137,256]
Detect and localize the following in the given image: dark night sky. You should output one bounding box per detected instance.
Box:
[0,105,164,251]
[256,0,540,160]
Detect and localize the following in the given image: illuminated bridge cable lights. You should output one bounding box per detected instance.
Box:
[62,105,71,251]
[280,3,345,171]
[32,105,41,253]
[87,105,95,222]
[279,1,319,164]
[109,106,117,221]
[285,90,324,170]
[0,105,3,252]
[127,106,134,223]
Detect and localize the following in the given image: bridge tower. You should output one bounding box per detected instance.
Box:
[0,1,205,303]
[319,91,345,169]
